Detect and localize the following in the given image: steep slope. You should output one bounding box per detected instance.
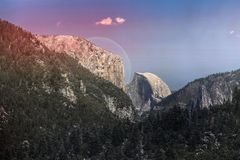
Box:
[159,70,240,110]
[0,19,133,119]
[36,35,125,89]
[0,20,47,55]
[126,72,171,113]
[0,19,137,158]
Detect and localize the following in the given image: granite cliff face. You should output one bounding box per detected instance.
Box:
[126,72,171,114]
[36,35,125,89]
[0,19,134,120]
[159,70,240,110]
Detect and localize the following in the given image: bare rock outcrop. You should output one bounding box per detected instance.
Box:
[126,72,171,114]
[36,35,125,89]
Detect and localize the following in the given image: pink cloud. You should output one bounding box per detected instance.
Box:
[96,17,126,26]
[115,17,126,24]
[96,17,113,26]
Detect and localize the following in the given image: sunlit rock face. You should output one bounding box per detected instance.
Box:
[126,72,171,114]
[0,19,134,121]
[36,35,125,89]
[159,70,240,110]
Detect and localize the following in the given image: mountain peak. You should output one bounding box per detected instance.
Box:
[127,72,171,114]
[134,72,171,98]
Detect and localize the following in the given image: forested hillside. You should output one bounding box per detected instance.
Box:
[0,19,134,159]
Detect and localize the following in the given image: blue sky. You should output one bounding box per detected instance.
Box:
[1,0,240,90]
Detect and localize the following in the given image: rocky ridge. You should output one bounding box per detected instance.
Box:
[159,69,240,110]
[36,35,125,89]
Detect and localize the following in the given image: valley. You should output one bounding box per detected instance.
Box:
[1,19,240,160]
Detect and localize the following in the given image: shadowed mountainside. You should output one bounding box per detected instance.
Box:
[158,70,240,111]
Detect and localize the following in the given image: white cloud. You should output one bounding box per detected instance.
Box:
[115,17,126,24]
[229,30,240,38]
[96,17,113,26]
[229,30,235,35]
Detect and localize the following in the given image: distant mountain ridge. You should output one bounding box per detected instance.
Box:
[158,69,240,110]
